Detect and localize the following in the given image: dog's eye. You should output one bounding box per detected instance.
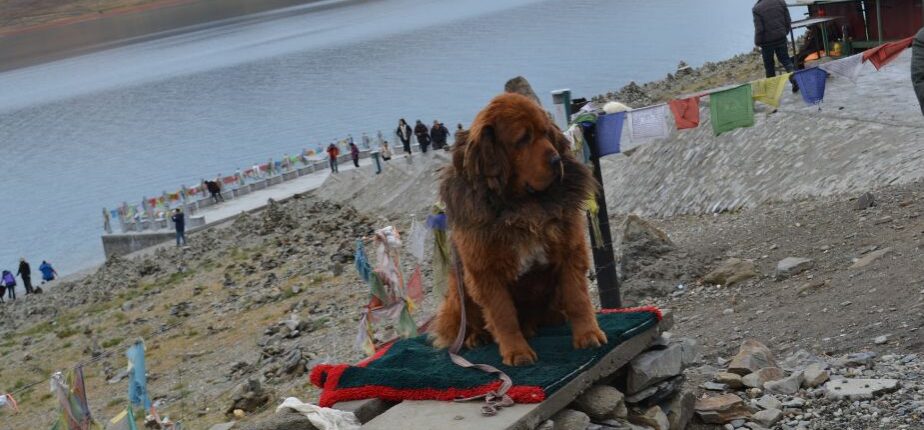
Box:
[516,132,531,148]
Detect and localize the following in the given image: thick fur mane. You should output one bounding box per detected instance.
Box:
[440,131,597,231]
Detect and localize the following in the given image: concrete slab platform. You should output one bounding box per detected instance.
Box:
[360,325,660,430]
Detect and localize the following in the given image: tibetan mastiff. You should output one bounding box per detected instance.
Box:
[432,93,606,366]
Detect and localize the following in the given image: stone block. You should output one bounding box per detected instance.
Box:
[728,340,778,376]
[764,371,803,395]
[572,385,626,421]
[551,408,590,430]
[627,343,683,394]
[662,390,695,430]
[823,378,900,400]
[703,258,758,286]
[694,394,752,424]
[751,408,783,427]
[741,367,784,388]
[627,405,669,430]
[775,257,813,280]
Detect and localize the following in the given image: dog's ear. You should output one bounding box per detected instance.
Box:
[463,124,508,193]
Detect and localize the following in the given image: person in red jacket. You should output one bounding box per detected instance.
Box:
[327,143,340,173]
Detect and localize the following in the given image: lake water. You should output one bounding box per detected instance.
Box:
[0,0,801,276]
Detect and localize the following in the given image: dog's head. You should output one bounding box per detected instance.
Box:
[458,93,569,196]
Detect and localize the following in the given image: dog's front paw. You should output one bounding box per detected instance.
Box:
[501,344,538,366]
[572,328,608,349]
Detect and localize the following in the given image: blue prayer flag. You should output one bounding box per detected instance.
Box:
[793,68,828,105]
[126,341,151,410]
[426,214,447,231]
[595,112,626,157]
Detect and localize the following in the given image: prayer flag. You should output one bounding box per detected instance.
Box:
[751,73,792,107]
[126,341,151,410]
[406,266,424,307]
[668,97,700,129]
[406,220,427,262]
[863,36,914,70]
[793,67,828,105]
[594,112,626,156]
[108,408,138,430]
[709,85,754,136]
[628,104,670,142]
[818,53,864,83]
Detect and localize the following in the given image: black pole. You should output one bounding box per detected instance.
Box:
[581,123,621,309]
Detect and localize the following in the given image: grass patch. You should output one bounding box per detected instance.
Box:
[21,321,54,337]
[101,337,123,348]
[112,311,128,322]
[55,326,78,339]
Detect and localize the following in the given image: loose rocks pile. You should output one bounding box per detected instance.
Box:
[544,331,700,430]
[693,340,922,429]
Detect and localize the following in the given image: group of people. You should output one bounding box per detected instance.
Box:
[395,119,456,155]
[324,120,462,173]
[1,258,57,303]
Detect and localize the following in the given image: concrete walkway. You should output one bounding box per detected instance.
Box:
[193,157,372,224]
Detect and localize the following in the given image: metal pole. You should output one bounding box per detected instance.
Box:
[877,0,883,45]
[583,123,622,309]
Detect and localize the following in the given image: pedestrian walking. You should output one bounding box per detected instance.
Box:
[350,141,361,168]
[753,0,795,79]
[396,119,413,155]
[913,27,924,116]
[172,208,187,247]
[206,180,224,203]
[327,143,341,173]
[2,270,16,300]
[381,141,393,161]
[17,258,33,294]
[39,260,58,284]
[414,120,430,153]
[430,120,450,150]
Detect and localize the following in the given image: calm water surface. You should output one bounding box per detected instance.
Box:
[0,0,792,276]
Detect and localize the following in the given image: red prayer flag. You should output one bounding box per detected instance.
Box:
[406,266,424,305]
[862,36,913,70]
[668,97,701,129]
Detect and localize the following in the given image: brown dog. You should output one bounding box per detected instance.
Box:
[432,93,607,366]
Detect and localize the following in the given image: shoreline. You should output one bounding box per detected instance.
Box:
[0,0,342,72]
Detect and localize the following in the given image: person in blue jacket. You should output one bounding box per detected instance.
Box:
[2,270,16,300]
[39,260,58,284]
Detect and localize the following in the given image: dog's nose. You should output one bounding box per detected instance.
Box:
[549,154,562,167]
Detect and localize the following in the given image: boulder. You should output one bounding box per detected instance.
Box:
[823,378,900,400]
[572,385,626,420]
[775,257,813,280]
[751,408,783,427]
[628,405,670,430]
[727,340,778,376]
[504,76,543,107]
[856,192,876,210]
[662,390,695,430]
[801,364,829,388]
[226,379,270,415]
[755,395,781,411]
[703,258,757,286]
[764,371,803,395]
[627,343,683,394]
[850,248,892,269]
[715,372,744,389]
[551,409,590,430]
[779,349,827,372]
[741,367,784,388]
[694,394,752,424]
[831,352,876,368]
[626,376,684,407]
[673,337,700,367]
[238,408,317,430]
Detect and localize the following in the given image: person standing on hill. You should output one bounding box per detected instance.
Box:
[172,208,187,247]
[2,270,16,300]
[753,0,795,78]
[381,141,393,161]
[430,120,449,150]
[39,260,58,284]
[17,258,33,294]
[327,142,340,173]
[414,120,430,153]
[396,119,413,155]
[350,141,361,168]
[913,27,924,116]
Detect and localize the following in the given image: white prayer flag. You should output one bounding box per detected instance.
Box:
[407,220,428,262]
[628,104,670,143]
[818,54,864,83]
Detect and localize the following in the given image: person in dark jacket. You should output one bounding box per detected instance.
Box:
[414,120,430,153]
[327,143,340,173]
[17,258,33,294]
[206,180,224,203]
[753,0,795,78]
[430,120,450,150]
[172,208,187,247]
[349,142,360,168]
[396,119,413,155]
[39,260,58,284]
[1,270,14,300]
[913,28,924,116]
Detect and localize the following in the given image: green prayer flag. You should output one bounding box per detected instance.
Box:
[710,85,754,136]
[397,305,419,338]
[369,274,388,303]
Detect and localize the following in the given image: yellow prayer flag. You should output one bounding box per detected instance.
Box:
[751,73,792,108]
